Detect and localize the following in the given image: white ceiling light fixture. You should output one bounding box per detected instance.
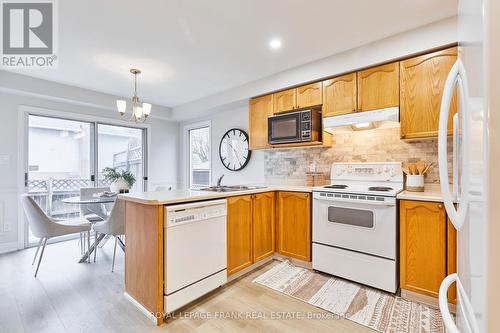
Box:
[269,38,282,50]
[116,68,152,123]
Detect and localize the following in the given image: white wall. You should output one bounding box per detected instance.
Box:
[172,16,458,121]
[0,76,178,252]
[179,105,265,188]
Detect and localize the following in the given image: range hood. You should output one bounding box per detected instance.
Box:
[323,107,400,132]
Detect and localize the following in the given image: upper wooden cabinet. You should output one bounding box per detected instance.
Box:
[322,73,357,117]
[252,192,275,262]
[400,200,447,298]
[296,82,322,109]
[276,192,311,261]
[357,62,400,112]
[227,195,253,276]
[400,47,458,139]
[273,82,323,114]
[249,94,273,150]
[273,88,296,113]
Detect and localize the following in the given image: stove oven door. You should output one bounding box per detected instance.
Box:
[312,192,396,259]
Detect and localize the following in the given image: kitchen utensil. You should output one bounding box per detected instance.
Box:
[406,175,425,192]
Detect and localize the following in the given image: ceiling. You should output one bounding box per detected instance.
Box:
[8,0,457,109]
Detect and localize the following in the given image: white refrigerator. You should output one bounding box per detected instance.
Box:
[437,0,490,332]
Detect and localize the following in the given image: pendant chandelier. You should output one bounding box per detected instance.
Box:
[116,68,151,123]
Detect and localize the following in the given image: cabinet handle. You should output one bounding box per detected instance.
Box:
[438,204,443,209]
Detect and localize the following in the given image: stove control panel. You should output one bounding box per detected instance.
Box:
[330,162,403,182]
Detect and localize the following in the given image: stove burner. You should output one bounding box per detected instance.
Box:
[368,186,393,192]
[324,184,348,189]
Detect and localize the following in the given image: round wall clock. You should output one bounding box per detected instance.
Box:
[219,128,251,171]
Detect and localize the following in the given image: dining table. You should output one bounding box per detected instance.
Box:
[61,195,123,263]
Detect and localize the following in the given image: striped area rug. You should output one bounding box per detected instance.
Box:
[253,260,446,333]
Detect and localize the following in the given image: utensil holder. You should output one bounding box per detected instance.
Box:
[406,175,425,192]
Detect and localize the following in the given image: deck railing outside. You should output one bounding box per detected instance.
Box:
[28,178,112,219]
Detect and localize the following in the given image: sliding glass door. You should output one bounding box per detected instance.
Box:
[25,114,147,246]
[27,115,94,245]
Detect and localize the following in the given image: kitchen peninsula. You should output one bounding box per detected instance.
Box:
[119,185,313,325]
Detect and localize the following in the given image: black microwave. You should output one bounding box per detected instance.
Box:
[268,109,321,144]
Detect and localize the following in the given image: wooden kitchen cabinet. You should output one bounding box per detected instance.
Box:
[273,82,322,114]
[227,195,254,276]
[273,88,297,113]
[249,94,273,150]
[400,200,447,298]
[252,192,275,262]
[322,73,357,117]
[296,82,322,109]
[276,192,311,261]
[400,47,458,139]
[447,217,457,303]
[357,62,400,112]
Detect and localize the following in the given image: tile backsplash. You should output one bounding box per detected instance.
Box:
[264,127,452,184]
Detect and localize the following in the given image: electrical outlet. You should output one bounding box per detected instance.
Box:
[3,223,10,233]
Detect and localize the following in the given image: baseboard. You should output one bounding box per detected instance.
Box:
[123,292,161,325]
[227,257,273,282]
[273,253,312,269]
[0,241,19,254]
[401,289,456,313]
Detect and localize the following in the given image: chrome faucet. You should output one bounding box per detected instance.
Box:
[216,174,225,187]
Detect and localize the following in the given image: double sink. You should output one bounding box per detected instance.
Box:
[199,185,266,192]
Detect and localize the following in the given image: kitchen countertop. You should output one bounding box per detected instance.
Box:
[397,184,450,202]
[119,184,313,205]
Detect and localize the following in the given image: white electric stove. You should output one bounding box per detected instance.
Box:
[312,162,403,293]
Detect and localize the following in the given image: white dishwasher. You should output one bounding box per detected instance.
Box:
[164,199,227,313]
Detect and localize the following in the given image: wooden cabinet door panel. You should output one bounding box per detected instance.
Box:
[447,217,457,303]
[400,200,447,298]
[357,62,399,111]
[249,94,273,150]
[253,192,275,262]
[227,195,253,276]
[273,88,296,113]
[276,192,311,261]
[323,73,357,117]
[296,82,322,109]
[400,47,458,139]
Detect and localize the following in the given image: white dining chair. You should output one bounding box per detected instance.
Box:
[20,194,92,277]
[80,187,110,222]
[93,199,125,272]
[79,187,111,254]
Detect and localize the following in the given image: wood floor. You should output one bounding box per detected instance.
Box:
[0,240,374,333]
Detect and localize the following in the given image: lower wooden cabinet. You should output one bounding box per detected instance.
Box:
[227,191,312,276]
[276,192,311,261]
[447,217,457,303]
[227,195,253,276]
[227,192,276,276]
[400,200,457,302]
[253,192,275,262]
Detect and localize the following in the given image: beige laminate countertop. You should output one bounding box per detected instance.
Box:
[118,184,313,205]
[397,184,450,202]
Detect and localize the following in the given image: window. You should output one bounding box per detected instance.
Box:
[187,124,211,189]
